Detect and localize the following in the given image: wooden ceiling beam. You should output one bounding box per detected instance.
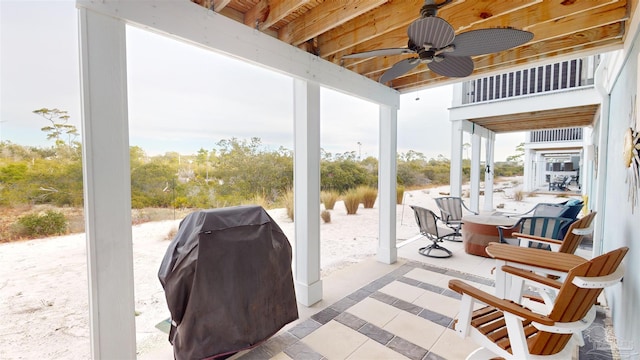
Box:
[278,0,389,46]
[443,0,541,32]
[244,0,310,30]
[214,0,232,12]
[318,0,422,58]
[526,2,628,41]
[459,0,619,32]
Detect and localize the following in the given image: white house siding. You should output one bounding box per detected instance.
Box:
[601,33,640,355]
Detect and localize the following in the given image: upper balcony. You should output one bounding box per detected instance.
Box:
[449,56,601,134]
[529,127,583,143]
[455,56,599,106]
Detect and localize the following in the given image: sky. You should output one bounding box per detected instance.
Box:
[0,0,523,161]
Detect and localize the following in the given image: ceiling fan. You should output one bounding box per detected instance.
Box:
[342,0,534,83]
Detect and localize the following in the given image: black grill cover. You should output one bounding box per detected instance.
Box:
[158,205,298,360]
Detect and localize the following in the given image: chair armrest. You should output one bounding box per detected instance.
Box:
[498,223,522,231]
[512,232,563,246]
[501,265,563,290]
[461,202,479,215]
[448,279,555,326]
[572,223,594,236]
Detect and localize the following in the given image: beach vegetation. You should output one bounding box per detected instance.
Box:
[343,189,360,215]
[396,185,405,204]
[283,188,294,220]
[1,116,524,241]
[12,210,67,238]
[320,210,331,223]
[321,190,339,210]
[357,186,377,208]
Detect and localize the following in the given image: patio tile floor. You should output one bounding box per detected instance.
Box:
[233,258,487,360]
[143,236,612,360]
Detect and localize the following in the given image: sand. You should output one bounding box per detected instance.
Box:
[0,178,575,359]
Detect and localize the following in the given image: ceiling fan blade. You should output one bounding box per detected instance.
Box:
[343,48,414,59]
[407,16,455,49]
[379,58,420,83]
[428,55,474,77]
[450,28,534,57]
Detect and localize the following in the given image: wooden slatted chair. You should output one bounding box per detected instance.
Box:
[505,212,598,310]
[497,216,573,246]
[449,247,628,360]
[515,211,596,254]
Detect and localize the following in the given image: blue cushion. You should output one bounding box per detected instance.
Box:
[565,198,582,206]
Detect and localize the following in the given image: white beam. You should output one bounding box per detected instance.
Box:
[293,79,322,306]
[484,133,495,211]
[449,87,600,121]
[470,132,481,213]
[78,8,136,359]
[75,0,399,108]
[450,120,464,197]
[377,105,397,264]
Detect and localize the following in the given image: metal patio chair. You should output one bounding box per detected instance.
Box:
[410,205,454,258]
[434,196,478,241]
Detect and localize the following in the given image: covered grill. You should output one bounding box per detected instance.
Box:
[158,205,298,359]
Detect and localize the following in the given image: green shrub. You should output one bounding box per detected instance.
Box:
[357,186,377,208]
[343,189,360,215]
[396,186,405,204]
[15,210,67,237]
[320,190,340,210]
[321,210,331,223]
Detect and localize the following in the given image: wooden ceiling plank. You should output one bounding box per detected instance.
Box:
[526,2,628,41]
[318,0,423,58]
[214,0,233,12]
[459,0,619,32]
[442,0,540,32]
[244,0,311,29]
[278,0,389,46]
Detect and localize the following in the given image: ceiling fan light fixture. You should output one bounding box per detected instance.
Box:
[342,1,534,83]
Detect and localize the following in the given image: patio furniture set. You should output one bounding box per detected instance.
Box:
[411,197,586,259]
[411,197,627,359]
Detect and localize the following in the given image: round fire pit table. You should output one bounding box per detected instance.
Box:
[461,214,518,257]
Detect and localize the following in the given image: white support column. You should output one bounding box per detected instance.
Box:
[450,120,464,197]
[484,133,495,212]
[293,78,322,306]
[469,131,482,212]
[377,105,397,264]
[524,149,537,192]
[78,8,136,359]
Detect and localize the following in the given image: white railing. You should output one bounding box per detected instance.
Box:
[461,56,598,105]
[530,128,583,143]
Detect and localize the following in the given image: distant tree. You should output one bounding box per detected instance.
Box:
[399,150,426,162]
[506,142,525,163]
[32,108,79,148]
[131,162,177,208]
[211,137,293,204]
